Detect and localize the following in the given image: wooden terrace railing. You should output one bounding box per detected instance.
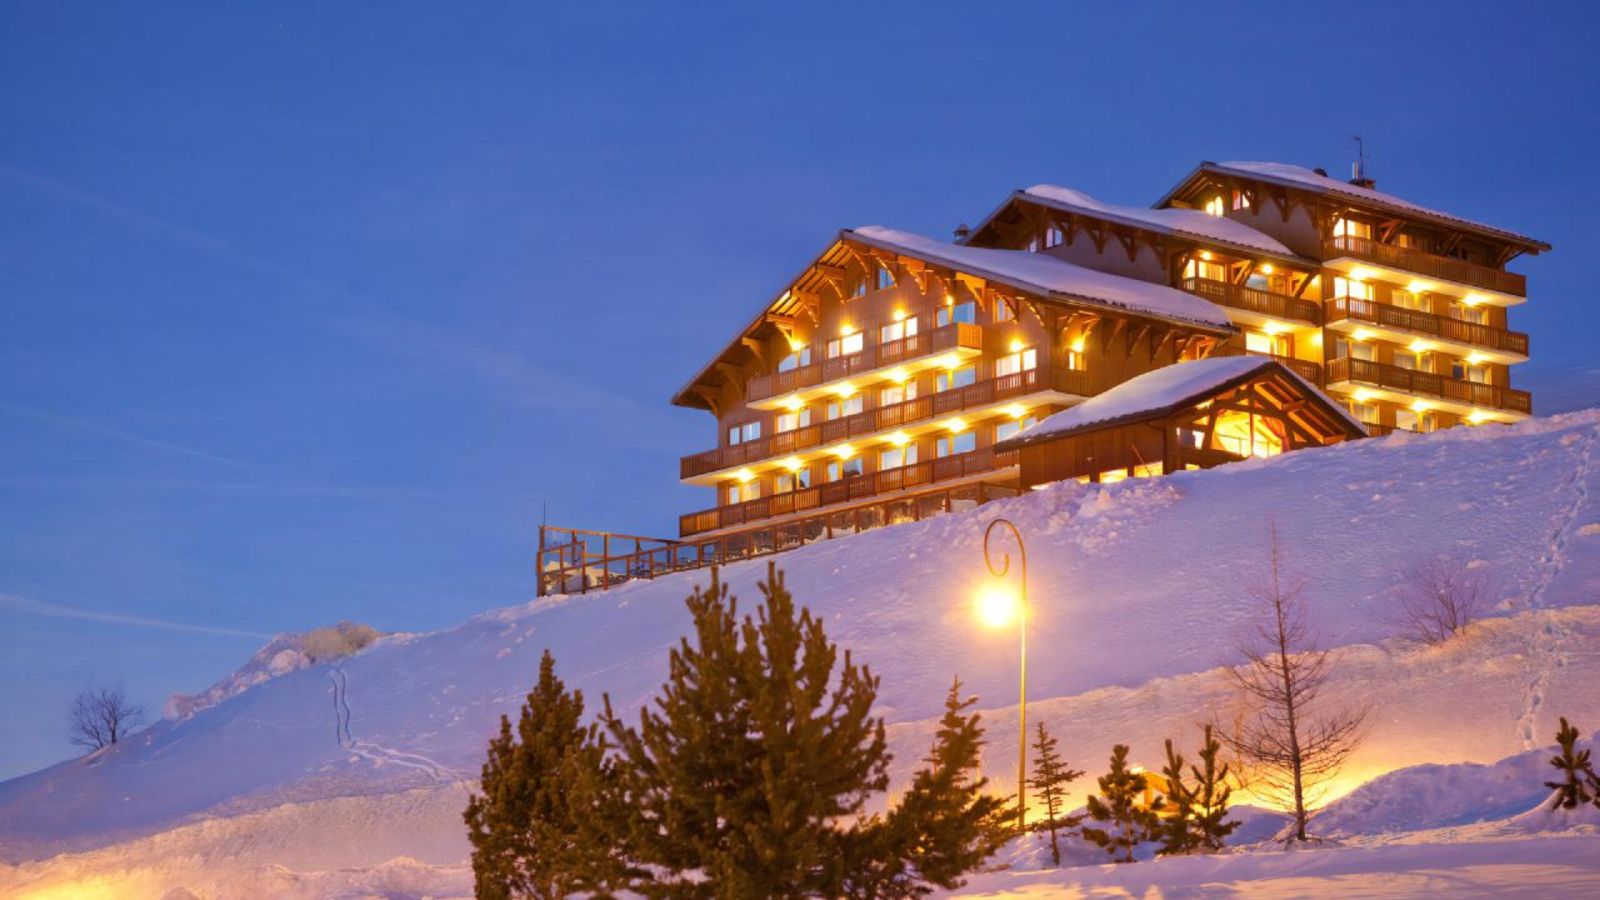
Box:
[1180,277,1321,325]
[537,481,1018,597]
[1323,236,1525,297]
[1327,297,1529,356]
[681,366,1090,479]
[746,321,984,403]
[1326,357,1531,415]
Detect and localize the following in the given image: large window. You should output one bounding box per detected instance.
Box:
[937,301,976,327]
[776,467,812,493]
[1203,196,1225,216]
[775,408,811,433]
[1453,361,1489,384]
[994,347,1038,378]
[1212,409,1285,458]
[1394,350,1433,373]
[827,457,863,481]
[880,317,919,344]
[935,431,977,457]
[880,382,917,406]
[1449,301,1488,325]
[1245,332,1288,357]
[727,421,761,445]
[826,395,864,420]
[1333,218,1373,240]
[1333,277,1373,302]
[777,346,811,372]
[1184,258,1227,282]
[936,365,977,392]
[1333,337,1374,361]
[1396,409,1434,433]
[879,444,917,470]
[1348,401,1379,424]
[727,480,761,505]
[994,416,1038,443]
[826,331,864,358]
[1392,289,1427,311]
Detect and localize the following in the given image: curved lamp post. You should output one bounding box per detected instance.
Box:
[980,517,1027,833]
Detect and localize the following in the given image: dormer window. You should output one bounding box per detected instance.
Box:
[875,263,895,291]
[1204,196,1225,216]
[1045,225,1065,248]
[1231,190,1251,211]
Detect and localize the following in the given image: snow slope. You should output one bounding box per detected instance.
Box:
[2,410,1599,897]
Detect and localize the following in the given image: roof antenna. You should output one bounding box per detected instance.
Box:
[1349,135,1375,188]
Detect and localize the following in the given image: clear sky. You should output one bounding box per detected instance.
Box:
[2,1,1597,779]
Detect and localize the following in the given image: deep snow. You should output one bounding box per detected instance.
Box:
[2,410,1599,898]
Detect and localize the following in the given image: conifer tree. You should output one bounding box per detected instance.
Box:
[1027,720,1083,867]
[602,564,891,898]
[882,677,1012,893]
[1082,745,1163,864]
[1544,717,1598,811]
[463,650,618,899]
[1156,738,1198,857]
[1188,725,1240,852]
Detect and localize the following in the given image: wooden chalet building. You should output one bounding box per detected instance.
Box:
[536,160,1547,596]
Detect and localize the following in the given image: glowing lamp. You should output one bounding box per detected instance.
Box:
[1009,338,1025,353]
[944,417,967,433]
[1466,352,1487,365]
[835,382,856,398]
[781,457,804,472]
[940,354,962,369]
[974,583,1021,629]
[1352,389,1375,403]
[893,308,908,322]
[1351,329,1375,342]
[888,367,909,384]
[1198,250,1213,261]
[1005,404,1028,419]
[833,444,855,459]
[735,468,755,483]
[782,395,804,411]
[1407,340,1431,353]
[1410,400,1432,413]
[887,431,911,447]
[1260,263,1274,274]
[1069,338,1086,354]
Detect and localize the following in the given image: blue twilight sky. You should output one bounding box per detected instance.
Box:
[2,1,1598,779]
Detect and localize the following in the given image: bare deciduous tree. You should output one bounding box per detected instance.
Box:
[69,686,146,752]
[1221,523,1368,842]
[1391,553,1493,644]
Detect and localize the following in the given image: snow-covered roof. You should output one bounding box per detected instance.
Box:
[1019,184,1299,260]
[847,226,1236,332]
[1170,161,1549,251]
[995,355,1366,449]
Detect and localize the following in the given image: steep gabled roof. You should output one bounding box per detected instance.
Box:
[994,355,1366,449]
[848,226,1236,331]
[970,184,1310,263]
[1157,161,1550,253]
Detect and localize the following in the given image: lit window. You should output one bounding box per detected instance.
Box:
[1348,401,1379,424]
[936,301,976,327]
[1333,337,1374,362]
[1099,469,1128,483]
[1231,190,1251,211]
[1333,218,1372,240]
[1450,302,1487,325]
[1045,225,1065,248]
[1204,196,1224,216]
[826,332,865,358]
[727,421,761,445]
[994,416,1038,443]
[994,348,1038,378]
[827,457,863,481]
[1333,277,1373,302]
[775,408,812,433]
[1394,351,1432,373]
[880,317,919,344]
[1392,289,1426,311]
[727,480,762,504]
[1066,349,1086,372]
[1453,361,1489,384]
[993,301,1015,324]
[1183,258,1227,282]
[879,444,917,470]
[876,264,894,291]
[936,365,977,392]
[826,396,864,420]
[935,431,977,457]
[776,467,812,493]
[1132,463,1165,478]
[777,346,812,372]
[1211,409,1285,458]
[1395,409,1434,434]
[880,382,918,406]
[1244,332,1288,357]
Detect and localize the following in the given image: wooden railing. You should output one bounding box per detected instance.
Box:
[537,481,1019,596]
[680,446,1019,537]
[747,322,984,403]
[1324,236,1525,297]
[1180,277,1321,325]
[1327,297,1529,356]
[1211,347,1324,386]
[1326,357,1531,414]
[680,367,1090,479]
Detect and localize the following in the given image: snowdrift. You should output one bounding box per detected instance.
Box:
[2,410,1599,898]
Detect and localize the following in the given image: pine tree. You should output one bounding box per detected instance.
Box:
[1188,725,1240,852]
[463,650,618,900]
[880,677,1012,893]
[602,564,891,898]
[1156,738,1198,857]
[1544,717,1598,811]
[1082,745,1163,864]
[1027,720,1083,867]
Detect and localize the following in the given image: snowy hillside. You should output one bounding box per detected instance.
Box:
[3,411,1599,898]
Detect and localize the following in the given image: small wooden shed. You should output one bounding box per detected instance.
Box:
[994,356,1367,487]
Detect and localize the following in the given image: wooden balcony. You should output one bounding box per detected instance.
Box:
[1327,357,1531,415]
[680,446,1019,537]
[1323,236,1526,297]
[1326,297,1529,358]
[1180,277,1320,325]
[680,366,1090,479]
[746,321,984,404]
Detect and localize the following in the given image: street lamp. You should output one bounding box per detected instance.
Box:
[980,517,1027,833]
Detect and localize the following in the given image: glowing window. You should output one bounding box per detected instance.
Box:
[775,408,812,433]
[937,301,976,327]
[994,416,1038,443]
[936,366,977,392]
[880,317,919,343]
[1204,196,1224,216]
[879,445,917,470]
[777,346,811,372]
[826,332,864,358]
[776,468,812,493]
[880,382,918,406]
[935,431,977,457]
[994,348,1038,378]
[826,396,864,420]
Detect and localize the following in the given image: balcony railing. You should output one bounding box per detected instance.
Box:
[680,366,1090,479]
[680,446,1019,537]
[1326,357,1531,415]
[1326,297,1529,357]
[1324,236,1526,297]
[1180,277,1321,325]
[747,321,984,404]
[1211,347,1324,386]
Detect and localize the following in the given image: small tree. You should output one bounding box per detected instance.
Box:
[883,677,1012,892]
[1188,725,1239,852]
[69,686,146,752]
[1223,523,1368,842]
[463,650,620,899]
[1156,739,1198,857]
[1082,745,1162,863]
[1544,717,1598,811]
[1392,554,1493,644]
[1027,720,1084,867]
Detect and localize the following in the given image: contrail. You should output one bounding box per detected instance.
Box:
[0,593,273,640]
[0,400,268,474]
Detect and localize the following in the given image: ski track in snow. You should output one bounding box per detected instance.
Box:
[330,663,462,783]
[1517,425,1598,748]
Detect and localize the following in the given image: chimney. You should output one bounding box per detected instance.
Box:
[1313,167,1329,177]
[953,223,971,242]
[1349,160,1375,190]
